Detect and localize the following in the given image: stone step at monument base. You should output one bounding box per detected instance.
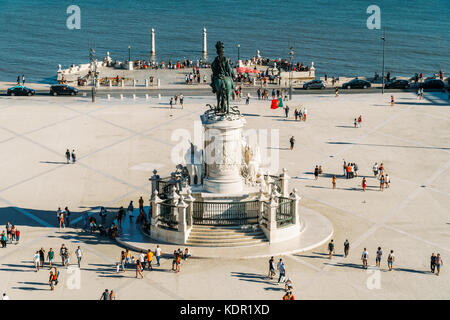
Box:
[186,225,268,247]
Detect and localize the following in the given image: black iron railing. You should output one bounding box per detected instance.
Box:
[158,202,178,231]
[276,197,294,227]
[192,200,259,226]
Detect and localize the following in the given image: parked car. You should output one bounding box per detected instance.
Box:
[384,79,410,89]
[7,85,35,96]
[419,79,445,89]
[303,80,325,90]
[50,84,78,96]
[342,79,371,89]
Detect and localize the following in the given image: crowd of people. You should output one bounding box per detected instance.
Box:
[327,239,443,275]
[1,222,20,248]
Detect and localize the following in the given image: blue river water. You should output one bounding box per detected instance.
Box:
[0,0,448,83]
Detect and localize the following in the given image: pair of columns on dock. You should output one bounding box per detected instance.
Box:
[150,27,207,58]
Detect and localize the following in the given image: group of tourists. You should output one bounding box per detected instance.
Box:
[16,74,25,85]
[185,69,205,85]
[1,222,20,247]
[169,94,184,108]
[343,160,359,179]
[267,257,295,300]
[294,107,307,121]
[354,115,362,128]
[33,244,83,272]
[313,165,323,180]
[100,289,116,300]
[116,245,190,278]
[373,162,390,191]
[65,149,76,164]
[56,207,71,228]
[256,88,271,100]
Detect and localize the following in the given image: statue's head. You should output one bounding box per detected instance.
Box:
[215,41,224,56]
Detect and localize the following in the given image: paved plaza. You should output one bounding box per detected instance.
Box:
[0,90,449,299]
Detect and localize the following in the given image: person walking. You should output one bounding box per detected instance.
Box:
[109,290,116,300]
[75,246,82,268]
[335,87,339,97]
[99,207,107,226]
[60,244,67,267]
[289,136,295,151]
[344,239,350,258]
[1,231,7,248]
[328,240,335,259]
[155,245,162,267]
[380,175,385,191]
[430,253,436,273]
[138,196,144,214]
[136,260,144,279]
[120,251,126,272]
[180,94,184,109]
[100,289,109,300]
[33,251,40,271]
[22,74,25,85]
[373,162,378,176]
[435,254,443,276]
[17,75,20,85]
[47,248,54,269]
[127,201,134,222]
[277,259,286,283]
[39,247,46,268]
[65,149,70,164]
[64,207,71,226]
[169,97,173,109]
[314,165,319,180]
[361,248,369,269]
[387,250,395,271]
[146,249,153,271]
[385,174,390,188]
[268,256,276,279]
[284,105,289,118]
[362,177,367,192]
[332,175,336,189]
[2,293,9,300]
[58,209,65,229]
[71,150,76,163]
[376,247,382,267]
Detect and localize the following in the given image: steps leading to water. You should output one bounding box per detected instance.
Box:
[186,225,268,247]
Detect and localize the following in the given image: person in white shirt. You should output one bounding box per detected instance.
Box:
[277,259,286,283]
[2,293,9,300]
[155,245,162,267]
[33,251,40,271]
[75,246,82,268]
[139,251,146,269]
[361,248,369,269]
[373,162,379,176]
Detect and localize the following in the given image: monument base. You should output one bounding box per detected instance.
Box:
[203,176,243,194]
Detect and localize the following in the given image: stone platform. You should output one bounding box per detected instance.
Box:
[116,207,333,259]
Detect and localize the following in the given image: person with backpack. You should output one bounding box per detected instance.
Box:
[387,250,395,271]
[283,291,295,300]
[47,248,55,269]
[344,239,350,258]
[376,247,382,267]
[49,271,58,291]
[361,248,369,269]
[277,259,286,283]
[328,240,335,259]
[268,256,276,279]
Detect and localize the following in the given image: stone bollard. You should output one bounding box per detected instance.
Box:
[157,78,160,87]
[267,191,279,243]
[290,188,302,226]
[121,79,124,87]
[145,79,149,87]
[145,94,149,100]
[149,169,161,194]
[158,93,161,100]
[253,78,256,86]
[133,79,136,87]
[280,168,290,197]
[151,190,162,227]
[109,80,112,88]
[120,94,123,100]
[177,196,188,237]
[107,94,110,100]
[133,94,136,100]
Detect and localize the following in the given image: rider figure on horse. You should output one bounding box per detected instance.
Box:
[210,41,235,114]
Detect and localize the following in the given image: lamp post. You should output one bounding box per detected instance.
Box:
[289,46,294,100]
[237,44,240,64]
[381,28,386,94]
[128,45,131,62]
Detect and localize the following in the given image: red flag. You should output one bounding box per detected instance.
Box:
[271,99,279,109]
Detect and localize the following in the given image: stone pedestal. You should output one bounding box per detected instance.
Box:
[201,113,246,194]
